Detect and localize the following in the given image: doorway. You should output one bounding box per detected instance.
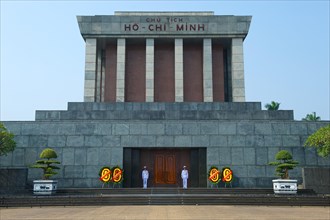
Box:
[123,147,206,188]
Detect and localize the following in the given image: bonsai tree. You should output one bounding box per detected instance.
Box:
[265,101,280,111]
[304,124,330,158]
[302,112,321,121]
[31,148,61,180]
[268,150,299,179]
[0,122,16,156]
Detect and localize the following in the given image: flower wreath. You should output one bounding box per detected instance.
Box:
[221,167,233,183]
[99,166,112,183]
[208,166,221,184]
[111,166,123,184]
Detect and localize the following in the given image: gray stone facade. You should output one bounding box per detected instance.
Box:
[78,12,251,102]
[1,102,329,188]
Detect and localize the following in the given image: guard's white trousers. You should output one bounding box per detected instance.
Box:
[182,178,188,189]
[143,178,148,188]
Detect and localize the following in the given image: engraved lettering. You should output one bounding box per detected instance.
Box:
[124,24,131,31]
[132,24,139,31]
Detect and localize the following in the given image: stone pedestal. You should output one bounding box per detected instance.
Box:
[33,180,58,195]
[272,179,297,194]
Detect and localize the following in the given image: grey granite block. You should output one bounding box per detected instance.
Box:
[165,111,180,120]
[29,135,48,148]
[147,124,165,135]
[87,148,99,165]
[267,147,280,162]
[237,122,254,135]
[111,148,123,166]
[254,123,272,135]
[48,136,66,147]
[64,165,83,178]
[247,166,266,177]
[219,122,236,135]
[24,148,38,165]
[156,136,174,147]
[112,124,129,135]
[256,177,272,187]
[293,147,305,166]
[95,123,112,135]
[209,136,227,147]
[272,123,291,135]
[165,123,182,135]
[85,136,103,146]
[14,136,29,148]
[192,136,209,147]
[231,148,244,165]
[76,124,95,135]
[256,148,268,165]
[75,149,87,166]
[62,148,75,165]
[121,136,139,147]
[238,178,256,187]
[207,148,219,165]
[282,135,300,147]
[84,166,100,178]
[103,136,121,147]
[174,136,192,147]
[243,148,255,165]
[139,136,156,147]
[291,123,308,135]
[130,124,148,135]
[3,122,21,135]
[181,111,198,120]
[218,148,231,165]
[229,165,247,177]
[183,123,200,135]
[67,136,84,147]
[264,135,282,147]
[228,136,245,147]
[98,148,111,166]
[246,135,264,147]
[200,122,218,135]
[149,111,165,120]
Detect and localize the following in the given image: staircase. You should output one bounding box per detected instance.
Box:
[1,188,329,207]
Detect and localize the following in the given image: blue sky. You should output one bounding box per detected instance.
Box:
[1,1,329,121]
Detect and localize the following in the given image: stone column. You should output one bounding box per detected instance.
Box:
[95,49,102,102]
[175,39,183,102]
[116,39,126,102]
[101,51,106,102]
[203,39,213,102]
[84,38,97,102]
[231,38,245,102]
[146,39,154,102]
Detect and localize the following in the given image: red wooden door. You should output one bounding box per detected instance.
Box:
[155,154,176,185]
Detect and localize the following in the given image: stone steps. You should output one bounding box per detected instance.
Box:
[2,188,328,207]
[36,110,294,121]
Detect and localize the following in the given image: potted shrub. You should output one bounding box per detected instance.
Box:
[31,148,61,195]
[268,150,299,194]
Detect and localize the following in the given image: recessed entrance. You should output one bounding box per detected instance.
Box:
[123,147,206,188]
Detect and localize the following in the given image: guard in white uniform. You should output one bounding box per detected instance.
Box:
[142,166,149,189]
[181,166,189,189]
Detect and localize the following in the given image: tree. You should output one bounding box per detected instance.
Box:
[304,124,330,158]
[265,101,280,111]
[0,122,16,156]
[268,150,299,179]
[31,148,61,179]
[302,112,321,121]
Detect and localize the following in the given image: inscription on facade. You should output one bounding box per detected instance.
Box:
[123,17,207,32]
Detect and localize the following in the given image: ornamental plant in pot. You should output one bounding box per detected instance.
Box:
[268,150,299,194]
[31,148,61,195]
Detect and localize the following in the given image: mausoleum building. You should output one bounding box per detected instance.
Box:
[1,12,329,190]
